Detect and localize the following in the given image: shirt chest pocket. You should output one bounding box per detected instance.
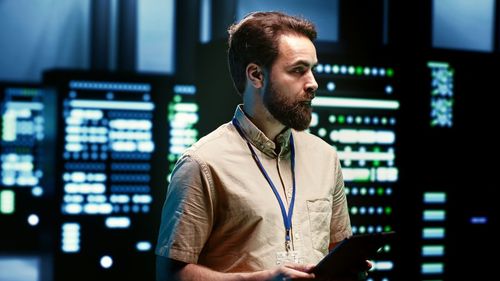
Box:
[306,198,332,253]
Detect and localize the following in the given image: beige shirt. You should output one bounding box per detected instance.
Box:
[155,105,351,272]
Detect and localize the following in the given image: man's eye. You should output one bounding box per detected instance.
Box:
[293,68,305,74]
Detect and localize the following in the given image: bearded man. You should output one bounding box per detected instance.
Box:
[156,11,360,281]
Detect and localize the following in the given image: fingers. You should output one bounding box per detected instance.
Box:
[283,263,316,273]
[352,259,372,272]
[273,263,316,280]
[365,260,374,270]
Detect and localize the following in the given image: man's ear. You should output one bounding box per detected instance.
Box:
[246,63,264,89]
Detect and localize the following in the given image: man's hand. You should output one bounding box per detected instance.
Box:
[268,263,316,280]
[158,256,315,281]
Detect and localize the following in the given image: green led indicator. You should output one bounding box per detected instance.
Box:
[383,244,391,252]
[387,68,394,77]
[427,61,449,68]
[332,64,340,74]
[338,115,345,124]
[384,225,392,232]
[0,190,15,214]
[353,175,370,182]
[22,88,38,96]
[385,206,392,215]
[377,187,384,196]
[356,66,363,75]
[373,147,381,166]
[173,95,182,103]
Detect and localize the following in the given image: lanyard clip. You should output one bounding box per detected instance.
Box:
[285,230,291,252]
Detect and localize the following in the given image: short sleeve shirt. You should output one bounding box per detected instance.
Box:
[155,105,351,272]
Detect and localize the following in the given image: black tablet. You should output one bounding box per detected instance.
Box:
[310,231,396,280]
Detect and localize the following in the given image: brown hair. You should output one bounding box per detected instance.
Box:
[227,11,317,95]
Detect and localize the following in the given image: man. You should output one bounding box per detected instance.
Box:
[156,11,362,280]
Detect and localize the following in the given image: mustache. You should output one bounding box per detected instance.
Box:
[305,88,316,99]
[291,100,313,110]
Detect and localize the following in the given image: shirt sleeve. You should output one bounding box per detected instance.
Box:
[330,151,353,243]
[155,153,216,264]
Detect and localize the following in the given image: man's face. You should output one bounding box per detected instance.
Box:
[263,34,318,131]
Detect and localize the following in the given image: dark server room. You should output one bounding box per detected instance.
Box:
[0,1,498,280]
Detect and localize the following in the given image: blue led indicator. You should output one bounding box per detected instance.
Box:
[422,245,445,257]
[27,214,39,226]
[173,84,197,95]
[327,82,335,92]
[421,263,444,274]
[32,186,43,197]
[70,81,150,92]
[100,256,113,269]
[470,216,488,224]
[341,65,348,74]
[62,223,80,253]
[136,241,152,251]
[423,228,445,239]
[423,210,446,221]
[324,64,332,73]
[423,192,446,204]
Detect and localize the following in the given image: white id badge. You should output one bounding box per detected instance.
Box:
[276,250,302,265]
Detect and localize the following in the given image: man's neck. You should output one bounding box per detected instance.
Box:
[242,103,286,141]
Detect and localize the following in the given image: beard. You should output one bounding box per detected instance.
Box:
[263,80,313,131]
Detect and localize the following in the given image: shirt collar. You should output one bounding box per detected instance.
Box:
[233,105,292,158]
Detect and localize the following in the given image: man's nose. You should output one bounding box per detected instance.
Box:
[305,72,318,97]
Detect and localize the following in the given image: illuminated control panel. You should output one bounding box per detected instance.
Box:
[167,85,199,178]
[428,61,454,128]
[420,191,447,280]
[43,71,197,281]
[310,59,399,281]
[0,84,51,253]
[60,80,156,256]
[1,86,45,215]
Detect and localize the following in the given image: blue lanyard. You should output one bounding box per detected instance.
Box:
[232,118,296,251]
